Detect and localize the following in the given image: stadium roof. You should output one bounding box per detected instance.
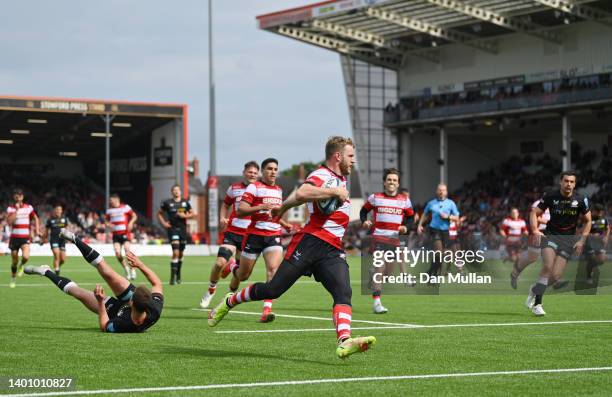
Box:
[257,0,612,69]
[0,95,186,157]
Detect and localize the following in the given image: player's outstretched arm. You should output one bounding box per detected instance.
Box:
[94,284,110,331]
[126,251,163,294]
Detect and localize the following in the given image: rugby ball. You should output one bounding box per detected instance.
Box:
[317,178,342,215]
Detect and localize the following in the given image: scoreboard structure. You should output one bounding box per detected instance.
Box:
[0,95,188,220]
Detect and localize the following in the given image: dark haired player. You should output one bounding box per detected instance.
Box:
[158,184,196,285]
[6,188,40,288]
[526,171,591,316]
[24,229,163,333]
[585,203,609,284]
[105,194,137,280]
[227,158,292,323]
[209,136,376,359]
[44,204,71,275]
[200,161,259,308]
[360,168,414,314]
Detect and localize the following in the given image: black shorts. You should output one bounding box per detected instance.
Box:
[541,234,575,260]
[222,231,244,250]
[9,237,30,251]
[585,237,605,256]
[428,227,450,248]
[49,238,66,251]
[284,233,349,281]
[112,234,130,245]
[167,228,187,251]
[241,234,282,260]
[104,284,136,318]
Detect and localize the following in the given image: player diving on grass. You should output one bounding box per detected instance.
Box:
[200,161,259,308]
[526,170,591,316]
[24,229,163,333]
[208,136,377,359]
[360,167,414,314]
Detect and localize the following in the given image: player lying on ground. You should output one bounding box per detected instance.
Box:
[200,161,259,308]
[526,170,591,316]
[24,229,163,332]
[208,136,376,359]
[360,167,414,314]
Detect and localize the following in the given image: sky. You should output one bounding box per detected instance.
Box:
[0,0,350,176]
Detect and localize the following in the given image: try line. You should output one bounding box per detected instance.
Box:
[6,366,612,396]
[193,308,420,327]
[212,319,612,334]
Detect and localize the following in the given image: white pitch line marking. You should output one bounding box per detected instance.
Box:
[0,280,362,287]
[192,308,420,327]
[212,319,612,334]
[6,367,612,396]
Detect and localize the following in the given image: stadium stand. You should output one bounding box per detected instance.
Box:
[0,171,165,245]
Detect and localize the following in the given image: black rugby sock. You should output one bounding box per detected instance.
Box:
[74,237,103,265]
[44,270,74,293]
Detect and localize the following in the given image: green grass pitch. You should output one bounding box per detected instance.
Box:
[1,254,611,396]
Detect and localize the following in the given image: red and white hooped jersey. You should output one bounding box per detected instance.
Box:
[223,182,251,235]
[501,217,527,241]
[105,204,134,236]
[241,181,283,236]
[449,220,458,238]
[362,192,414,238]
[302,166,351,250]
[6,203,36,239]
[532,200,550,231]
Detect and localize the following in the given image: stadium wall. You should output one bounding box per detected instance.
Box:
[150,120,185,223]
[399,22,612,96]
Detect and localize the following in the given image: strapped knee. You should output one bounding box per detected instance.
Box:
[217,246,233,261]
